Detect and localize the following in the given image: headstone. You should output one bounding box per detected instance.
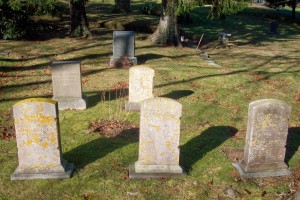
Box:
[270,21,279,35]
[11,98,74,180]
[233,99,291,178]
[218,32,231,43]
[51,61,86,110]
[110,31,137,67]
[125,66,155,111]
[129,97,185,178]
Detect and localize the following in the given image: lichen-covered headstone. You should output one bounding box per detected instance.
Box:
[110,31,137,67]
[51,61,86,110]
[125,66,155,111]
[129,97,184,178]
[233,99,291,178]
[11,98,74,180]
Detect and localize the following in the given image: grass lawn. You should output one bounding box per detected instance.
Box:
[0,0,299,199]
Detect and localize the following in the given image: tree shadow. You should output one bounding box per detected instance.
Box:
[160,90,194,100]
[138,53,165,64]
[285,127,300,163]
[64,127,138,170]
[180,126,237,173]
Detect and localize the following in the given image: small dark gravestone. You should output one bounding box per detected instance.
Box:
[11,98,74,180]
[51,61,86,110]
[129,97,185,178]
[270,21,279,35]
[233,99,291,178]
[110,31,137,67]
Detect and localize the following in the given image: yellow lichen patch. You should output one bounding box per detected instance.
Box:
[14,98,57,106]
[33,135,40,143]
[49,136,57,143]
[41,141,49,148]
[261,114,276,129]
[26,140,33,146]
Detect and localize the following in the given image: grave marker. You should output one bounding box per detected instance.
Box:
[11,98,74,180]
[51,61,86,110]
[233,99,292,178]
[125,66,155,111]
[129,97,185,178]
[110,31,137,67]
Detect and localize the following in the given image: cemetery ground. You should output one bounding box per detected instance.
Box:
[0,0,300,199]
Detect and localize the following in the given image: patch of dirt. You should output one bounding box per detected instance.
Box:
[0,112,15,141]
[88,120,138,141]
[111,57,134,68]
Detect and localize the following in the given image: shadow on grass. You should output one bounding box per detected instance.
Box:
[180,126,237,173]
[285,127,300,163]
[160,90,194,100]
[64,127,138,170]
[85,88,128,108]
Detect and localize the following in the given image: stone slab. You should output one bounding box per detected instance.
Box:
[53,96,87,110]
[125,101,140,111]
[11,163,74,180]
[232,163,291,178]
[113,31,135,57]
[128,164,185,179]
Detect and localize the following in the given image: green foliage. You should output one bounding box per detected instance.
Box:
[0,0,62,39]
[208,0,249,19]
[140,0,160,15]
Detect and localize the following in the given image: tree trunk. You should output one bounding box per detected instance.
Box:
[69,0,93,38]
[291,0,296,19]
[148,0,182,47]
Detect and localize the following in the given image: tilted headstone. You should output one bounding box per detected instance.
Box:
[125,66,155,111]
[11,98,74,180]
[51,61,86,110]
[129,97,185,178]
[110,31,137,67]
[233,99,291,178]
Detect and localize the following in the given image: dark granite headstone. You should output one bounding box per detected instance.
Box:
[110,31,137,67]
[51,61,86,110]
[233,99,292,178]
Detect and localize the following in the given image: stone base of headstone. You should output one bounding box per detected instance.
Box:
[128,164,185,179]
[125,101,141,111]
[11,161,74,180]
[110,56,137,67]
[53,96,87,110]
[232,163,291,178]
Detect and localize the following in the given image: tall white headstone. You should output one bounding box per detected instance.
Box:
[129,97,185,178]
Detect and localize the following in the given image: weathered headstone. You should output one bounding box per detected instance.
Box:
[129,97,185,178]
[11,98,74,180]
[270,21,279,35]
[233,99,291,178]
[51,61,86,110]
[125,66,155,111]
[110,31,137,67]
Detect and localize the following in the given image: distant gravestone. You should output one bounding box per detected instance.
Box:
[233,99,291,178]
[125,66,155,111]
[110,31,137,67]
[11,98,74,180]
[113,0,130,13]
[51,61,86,110]
[129,97,185,178]
[270,21,279,35]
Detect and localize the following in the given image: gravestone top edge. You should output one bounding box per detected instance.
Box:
[14,98,57,107]
[141,97,182,115]
[249,99,291,109]
[113,31,135,35]
[52,61,80,65]
[130,66,155,72]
